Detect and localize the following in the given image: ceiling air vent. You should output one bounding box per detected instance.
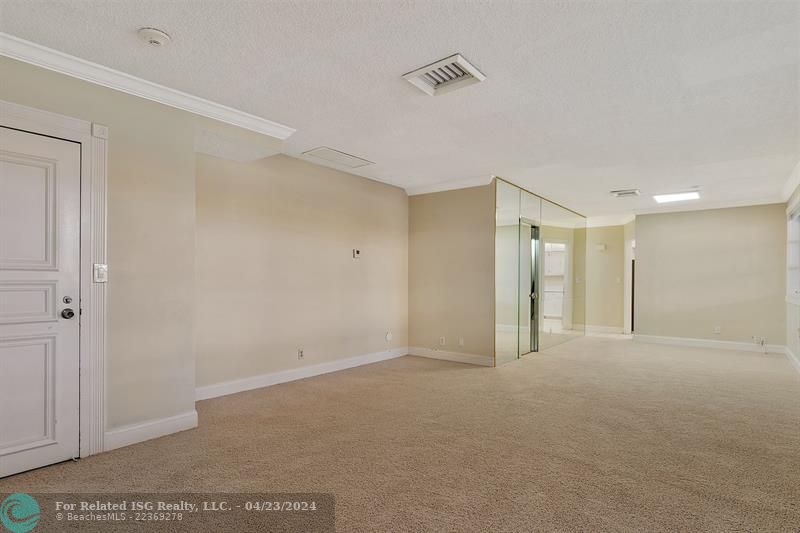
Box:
[610,189,641,198]
[403,53,486,96]
[302,147,374,168]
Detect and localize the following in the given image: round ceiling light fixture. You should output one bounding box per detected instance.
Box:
[137,27,171,47]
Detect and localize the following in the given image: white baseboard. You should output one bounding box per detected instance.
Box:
[785,347,800,375]
[580,324,625,335]
[104,410,198,452]
[409,346,493,367]
[634,334,785,354]
[196,347,408,401]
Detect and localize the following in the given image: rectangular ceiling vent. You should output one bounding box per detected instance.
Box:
[302,146,374,168]
[610,189,641,198]
[403,53,486,96]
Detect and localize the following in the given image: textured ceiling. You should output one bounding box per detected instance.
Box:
[1,0,798,216]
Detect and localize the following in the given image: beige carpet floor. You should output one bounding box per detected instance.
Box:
[2,337,799,531]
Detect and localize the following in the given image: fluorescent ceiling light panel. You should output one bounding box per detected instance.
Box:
[653,191,700,204]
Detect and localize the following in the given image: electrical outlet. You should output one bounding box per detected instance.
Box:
[385,331,393,343]
[439,336,446,346]
[297,349,304,360]
[714,326,721,335]
[458,337,465,347]
[352,249,361,259]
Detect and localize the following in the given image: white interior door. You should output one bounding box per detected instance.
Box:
[0,126,81,477]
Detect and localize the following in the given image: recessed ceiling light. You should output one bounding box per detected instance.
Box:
[137,27,171,47]
[653,191,700,204]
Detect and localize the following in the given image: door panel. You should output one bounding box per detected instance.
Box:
[0,337,55,453]
[0,127,81,478]
[0,281,58,324]
[0,155,56,269]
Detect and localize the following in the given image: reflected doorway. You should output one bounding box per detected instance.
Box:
[543,241,570,334]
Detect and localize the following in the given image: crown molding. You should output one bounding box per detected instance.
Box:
[406,174,494,196]
[0,32,296,140]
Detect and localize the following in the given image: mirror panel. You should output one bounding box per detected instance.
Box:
[494,179,586,364]
[539,199,586,350]
[495,180,520,364]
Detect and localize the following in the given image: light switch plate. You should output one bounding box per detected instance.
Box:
[92,123,109,139]
[93,263,108,283]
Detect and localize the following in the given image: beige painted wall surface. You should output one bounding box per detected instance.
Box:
[586,225,625,328]
[0,57,279,430]
[0,57,265,428]
[635,204,786,344]
[409,186,494,356]
[195,154,408,386]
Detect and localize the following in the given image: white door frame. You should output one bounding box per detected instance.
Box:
[542,237,573,330]
[1,99,108,457]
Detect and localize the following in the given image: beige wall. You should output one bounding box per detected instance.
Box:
[585,225,625,328]
[635,205,786,344]
[409,186,494,357]
[0,57,281,428]
[195,154,408,386]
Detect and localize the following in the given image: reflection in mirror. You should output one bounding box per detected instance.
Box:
[518,192,540,356]
[494,179,586,365]
[539,199,586,349]
[494,180,520,364]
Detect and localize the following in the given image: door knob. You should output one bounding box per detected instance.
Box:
[61,308,75,319]
[530,293,537,300]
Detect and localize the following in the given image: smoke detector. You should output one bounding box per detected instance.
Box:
[610,189,641,198]
[403,53,486,96]
[137,27,171,47]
